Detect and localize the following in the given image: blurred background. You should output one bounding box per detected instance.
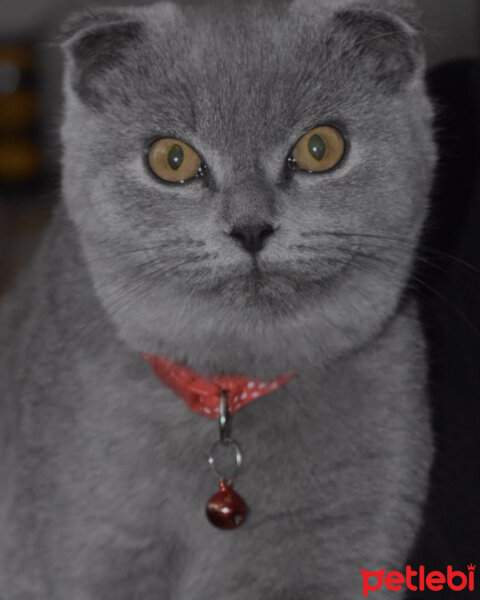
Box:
[0,0,478,580]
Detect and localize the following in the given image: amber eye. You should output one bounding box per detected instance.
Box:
[291,126,345,173]
[148,138,203,183]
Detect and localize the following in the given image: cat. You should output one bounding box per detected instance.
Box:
[0,0,437,598]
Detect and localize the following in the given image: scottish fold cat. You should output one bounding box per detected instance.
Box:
[0,0,436,598]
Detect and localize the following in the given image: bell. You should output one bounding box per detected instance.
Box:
[206,480,247,530]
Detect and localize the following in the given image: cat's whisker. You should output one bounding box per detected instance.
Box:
[63,253,222,349]
[60,275,157,351]
[81,249,211,272]
[410,275,480,343]
[332,247,480,343]
[301,229,480,275]
[352,242,480,295]
[59,256,204,350]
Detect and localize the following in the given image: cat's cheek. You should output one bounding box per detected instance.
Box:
[86,277,180,355]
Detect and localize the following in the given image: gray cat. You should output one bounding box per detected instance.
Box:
[0,0,437,598]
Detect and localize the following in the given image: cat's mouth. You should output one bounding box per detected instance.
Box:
[195,254,355,303]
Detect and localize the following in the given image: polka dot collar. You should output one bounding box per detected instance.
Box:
[141,353,297,419]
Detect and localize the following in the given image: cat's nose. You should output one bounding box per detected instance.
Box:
[229,222,276,255]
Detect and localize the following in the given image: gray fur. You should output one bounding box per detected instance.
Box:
[0,0,436,598]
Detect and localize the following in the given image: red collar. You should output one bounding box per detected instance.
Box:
[141,353,296,419]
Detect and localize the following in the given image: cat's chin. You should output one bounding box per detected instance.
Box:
[188,257,353,311]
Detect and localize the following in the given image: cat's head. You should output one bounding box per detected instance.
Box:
[60,0,436,375]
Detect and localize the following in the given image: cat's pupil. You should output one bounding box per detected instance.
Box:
[167,144,184,170]
[308,134,327,161]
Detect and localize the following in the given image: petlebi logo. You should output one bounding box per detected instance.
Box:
[361,564,476,597]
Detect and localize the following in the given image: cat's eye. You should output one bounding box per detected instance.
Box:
[290,126,345,173]
[148,138,204,183]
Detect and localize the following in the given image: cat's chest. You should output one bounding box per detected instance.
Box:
[41,359,380,513]
[3,330,430,594]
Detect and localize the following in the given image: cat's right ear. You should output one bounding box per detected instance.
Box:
[60,8,145,110]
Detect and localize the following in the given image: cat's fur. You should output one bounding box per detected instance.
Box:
[0,0,436,598]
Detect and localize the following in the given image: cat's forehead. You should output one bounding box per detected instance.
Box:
[148,2,317,93]
[139,2,353,147]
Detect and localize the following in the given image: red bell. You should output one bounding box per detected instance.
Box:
[206,480,247,530]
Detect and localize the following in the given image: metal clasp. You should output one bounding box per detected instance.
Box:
[219,391,231,442]
[208,391,243,485]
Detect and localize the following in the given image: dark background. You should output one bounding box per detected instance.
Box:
[0,0,479,593]
[407,58,480,596]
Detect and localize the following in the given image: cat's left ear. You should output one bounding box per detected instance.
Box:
[292,0,425,94]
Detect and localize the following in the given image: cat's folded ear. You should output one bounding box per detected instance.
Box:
[294,0,425,94]
[60,8,145,109]
[332,5,424,92]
